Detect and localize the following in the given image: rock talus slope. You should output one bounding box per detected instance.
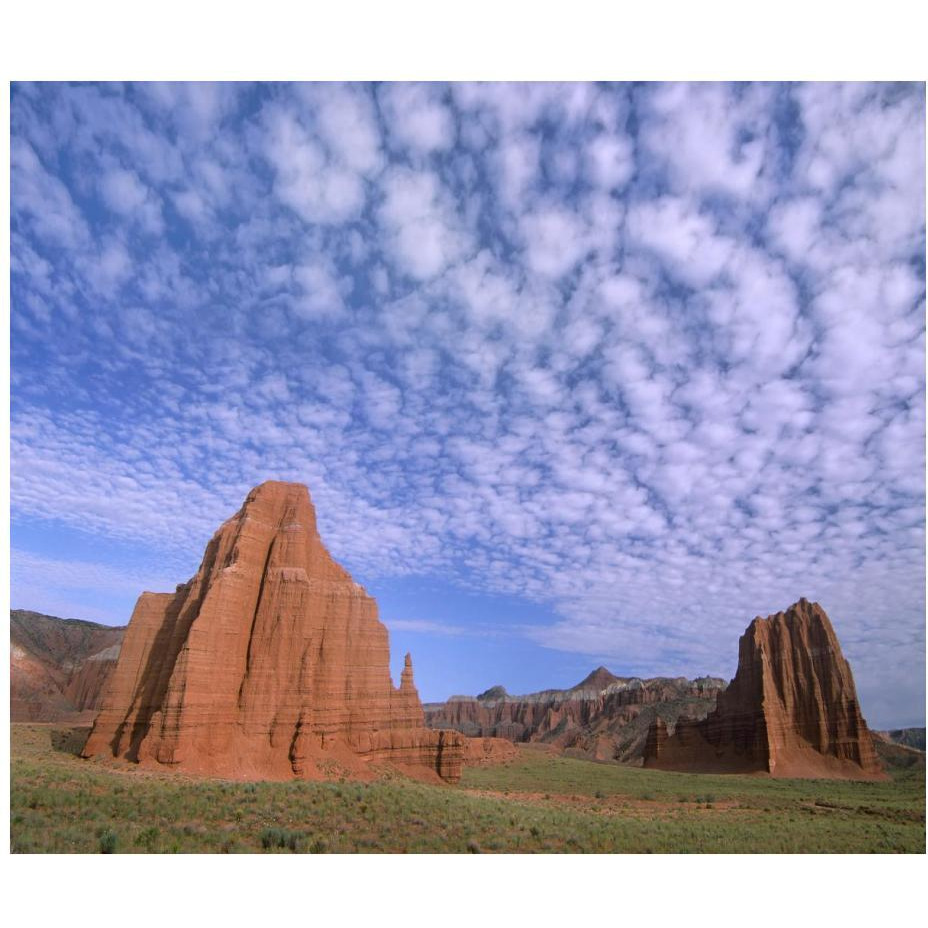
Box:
[82,481,462,782]
[644,599,884,780]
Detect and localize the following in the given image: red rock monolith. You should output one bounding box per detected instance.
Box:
[644,599,885,780]
[82,481,463,782]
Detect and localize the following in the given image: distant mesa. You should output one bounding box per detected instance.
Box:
[11,610,125,723]
[425,667,726,764]
[643,599,885,780]
[877,728,926,753]
[870,729,926,771]
[81,481,463,782]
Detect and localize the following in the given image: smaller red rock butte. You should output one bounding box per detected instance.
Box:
[82,481,463,782]
[643,598,885,780]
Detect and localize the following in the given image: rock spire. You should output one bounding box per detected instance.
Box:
[644,599,884,779]
[82,481,463,782]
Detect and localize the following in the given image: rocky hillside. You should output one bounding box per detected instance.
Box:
[10,609,125,722]
[424,669,725,764]
[878,728,926,752]
[870,730,925,770]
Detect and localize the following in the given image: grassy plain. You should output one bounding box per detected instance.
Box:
[10,725,924,853]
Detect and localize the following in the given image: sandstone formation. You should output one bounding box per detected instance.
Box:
[462,736,520,766]
[644,599,885,780]
[11,610,124,722]
[82,481,463,782]
[425,670,725,763]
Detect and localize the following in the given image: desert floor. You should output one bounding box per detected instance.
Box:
[10,724,925,853]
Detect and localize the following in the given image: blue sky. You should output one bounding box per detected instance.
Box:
[9,82,926,727]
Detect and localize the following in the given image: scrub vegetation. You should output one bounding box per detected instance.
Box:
[10,726,924,854]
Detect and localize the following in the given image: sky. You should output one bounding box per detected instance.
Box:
[9,81,926,728]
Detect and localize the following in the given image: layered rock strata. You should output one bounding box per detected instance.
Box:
[82,481,463,782]
[11,610,124,722]
[425,670,725,763]
[462,736,520,766]
[644,599,884,780]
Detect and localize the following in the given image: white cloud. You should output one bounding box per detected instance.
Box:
[89,237,133,295]
[263,105,367,224]
[100,166,164,233]
[520,205,591,279]
[378,166,471,279]
[586,132,634,190]
[292,258,348,320]
[10,82,925,728]
[496,133,541,206]
[11,139,90,249]
[639,82,773,200]
[385,618,471,636]
[625,195,735,286]
[766,196,823,264]
[379,83,455,155]
[303,83,384,175]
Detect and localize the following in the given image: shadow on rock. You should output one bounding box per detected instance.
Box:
[51,727,92,756]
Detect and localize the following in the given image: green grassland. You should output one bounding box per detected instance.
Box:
[10,725,924,853]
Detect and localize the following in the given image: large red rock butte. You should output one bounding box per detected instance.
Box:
[643,599,885,780]
[82,481,463,782]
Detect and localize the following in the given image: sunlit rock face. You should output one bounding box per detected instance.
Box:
[644,599,885,780]
[82,481,462,783]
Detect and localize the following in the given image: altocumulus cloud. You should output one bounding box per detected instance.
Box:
[10,82,926,726]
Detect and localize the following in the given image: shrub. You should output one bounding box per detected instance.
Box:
[98,830,118,854]
[260,827,286,849]
[134,826,160,852]
[260,827,306,852]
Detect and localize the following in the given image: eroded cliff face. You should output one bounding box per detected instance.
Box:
[644,599,884,780]
[425,672,725,763]
[82,481,462,782]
